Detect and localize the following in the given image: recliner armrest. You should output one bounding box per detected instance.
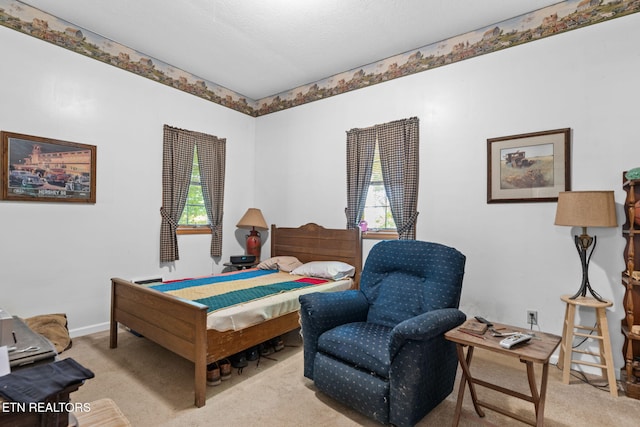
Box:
[299,290,369,332]
[389,308,466,358]
[298,290,369,379]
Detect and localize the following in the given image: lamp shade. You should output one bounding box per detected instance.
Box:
[554,191,617,228]
[236,208,268,230]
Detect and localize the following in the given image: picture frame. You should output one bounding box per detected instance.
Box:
[487,128,570,203]
[1,131,96,203]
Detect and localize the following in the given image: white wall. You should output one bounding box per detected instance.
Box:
[255,14,640,374]
[0,25,256,335]
[2,12,640,375]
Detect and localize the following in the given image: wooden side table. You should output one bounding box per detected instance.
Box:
[445,322,561,427]
[558,295,618,397]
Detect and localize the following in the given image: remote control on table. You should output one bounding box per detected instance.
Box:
[499,333,532,349]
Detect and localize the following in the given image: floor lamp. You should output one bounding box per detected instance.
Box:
[236,208,268,261]
[554,191,617,302]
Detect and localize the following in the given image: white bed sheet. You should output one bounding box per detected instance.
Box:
[206,278,352,331]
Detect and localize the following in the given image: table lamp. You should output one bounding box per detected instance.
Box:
[236,208,268,260]
[554,191,617,302]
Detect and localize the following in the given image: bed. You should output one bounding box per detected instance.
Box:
[109,223,362,407]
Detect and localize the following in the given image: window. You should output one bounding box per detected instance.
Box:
[160,125,226,262]
[178,148,209,232]
[362,145,396,231]
[345,117,419,240]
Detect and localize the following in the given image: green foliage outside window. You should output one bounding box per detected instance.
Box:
[179,149,209,226]
[362,147,396,230]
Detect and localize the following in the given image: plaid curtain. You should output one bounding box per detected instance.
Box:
[160,125,195,262]
[345,126,377,229]
[160,125,226,262]
[377,117,419,240]
[196,134,226,257]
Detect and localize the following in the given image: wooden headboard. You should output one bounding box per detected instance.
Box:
[270,223,362,288]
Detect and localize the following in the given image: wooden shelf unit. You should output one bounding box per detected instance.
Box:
[621,174,640,399]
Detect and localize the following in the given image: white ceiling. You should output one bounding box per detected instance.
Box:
[20,0,562,100]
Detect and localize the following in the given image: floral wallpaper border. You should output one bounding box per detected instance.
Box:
[1,0,639,117]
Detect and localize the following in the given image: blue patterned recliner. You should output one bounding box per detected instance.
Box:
[299,240,466,427]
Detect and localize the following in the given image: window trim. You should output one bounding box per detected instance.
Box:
[176,225,211,235]
[362,230,398,240]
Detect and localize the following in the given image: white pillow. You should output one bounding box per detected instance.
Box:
[291,261,356,280]
[257,256,303,272]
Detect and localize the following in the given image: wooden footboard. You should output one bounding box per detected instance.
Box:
[110,278,208,407]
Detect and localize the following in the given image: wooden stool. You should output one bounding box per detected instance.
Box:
[72,398,131,426]
[558,295,617,397]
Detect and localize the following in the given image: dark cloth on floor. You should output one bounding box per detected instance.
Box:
[0,358,94,403]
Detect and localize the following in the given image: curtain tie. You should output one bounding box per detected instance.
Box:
[396,211,419,235]
[160,207,178,229]
[209,223,222,237]
[345,208,361,229]
[344,207,354,229]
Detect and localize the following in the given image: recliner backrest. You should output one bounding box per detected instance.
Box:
[361,240,466,328]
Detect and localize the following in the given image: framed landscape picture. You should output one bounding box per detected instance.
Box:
[1,131,96,203]
[487,128,570,203]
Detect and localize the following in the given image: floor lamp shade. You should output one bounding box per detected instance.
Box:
[554,191,617,301]
[554,191,617,228]
[236,208,268,260]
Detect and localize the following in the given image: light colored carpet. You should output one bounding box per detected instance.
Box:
[62,328,640,426]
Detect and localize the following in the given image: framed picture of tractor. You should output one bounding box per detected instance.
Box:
[487,128,570,203]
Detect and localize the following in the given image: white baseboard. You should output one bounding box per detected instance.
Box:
[69,321,110,338]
